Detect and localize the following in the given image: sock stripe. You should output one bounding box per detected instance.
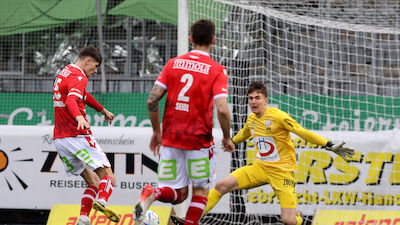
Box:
[189,202,206,210]
[82,194,95,201]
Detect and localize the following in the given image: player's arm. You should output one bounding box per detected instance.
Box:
[85,92,114,124]
[65,95,89,130]
[147,84,166,155]
[282,114,355,160]
[213,67,235,152]
[231,125,251,145]
[215,97,234,152]
[66,76,90,130]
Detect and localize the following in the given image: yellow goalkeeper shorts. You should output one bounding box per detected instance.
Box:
[231,161,297,208]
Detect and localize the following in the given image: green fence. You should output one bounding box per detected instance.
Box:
[1,93,399,131]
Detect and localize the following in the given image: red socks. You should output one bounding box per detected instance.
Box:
[154,187,182,204]
[97,175,114,202]
[80,185,98,216]
[184,195,207,225]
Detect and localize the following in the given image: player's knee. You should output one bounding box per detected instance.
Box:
[86,175,100,187]
[281,215,297,225]
[214,180,230,195]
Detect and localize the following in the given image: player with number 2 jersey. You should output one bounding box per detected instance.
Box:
[133,20,235,225]
[156,50,228,150]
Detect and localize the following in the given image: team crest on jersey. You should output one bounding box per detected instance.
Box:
[77,76,82,81]
[265,120,271,127]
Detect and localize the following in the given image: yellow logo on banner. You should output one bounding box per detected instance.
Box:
[47,204,173,225]
[312,209,400,225]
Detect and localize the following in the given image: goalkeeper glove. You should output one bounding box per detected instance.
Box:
[325,141,355,160]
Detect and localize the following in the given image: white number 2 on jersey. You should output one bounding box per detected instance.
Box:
[178,73,193,102]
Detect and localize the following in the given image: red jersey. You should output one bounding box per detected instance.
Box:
[156,50,229,150]
[53,64,103,139]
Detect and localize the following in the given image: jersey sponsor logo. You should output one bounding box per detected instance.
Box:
[59,68,71,78]
[77,76,82,81]
[173,59,211,75]
[254,136,280,162]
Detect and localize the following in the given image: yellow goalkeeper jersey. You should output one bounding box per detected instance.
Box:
[232,107,329,171]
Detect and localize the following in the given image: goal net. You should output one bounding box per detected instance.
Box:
[189,0,400,224]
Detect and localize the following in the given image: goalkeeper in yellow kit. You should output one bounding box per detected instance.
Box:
[203,82,355,225]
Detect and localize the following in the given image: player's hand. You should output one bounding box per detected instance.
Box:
[101,108,114,124]
[149,132,162,156]
[325,141,355,161]
[221,138,235,153]
[75,115,90,130]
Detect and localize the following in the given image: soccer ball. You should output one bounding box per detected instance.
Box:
[143,210,160,225]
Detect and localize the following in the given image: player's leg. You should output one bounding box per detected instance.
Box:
[184,187,208,225]
[184,147,215,225]
[134,146,189,224]
[281,208,302,225]
[54,138,99,225]
[78,168,100,225]
[203,175,238,215]
[205,162,266,215]
[92,167,120,222]
[94,167,116,204]
[269,170,301,225]
[74,136,120,222]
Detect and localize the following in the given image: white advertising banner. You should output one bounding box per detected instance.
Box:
[1,126,399,215]
[244,130,400,215]
[0,126,231,210]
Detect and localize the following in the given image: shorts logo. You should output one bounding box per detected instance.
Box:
[188,158,210,179]
[158,160,177,180]
[74,149,93,165]
[283,179,295,188]
[60,156,75,172]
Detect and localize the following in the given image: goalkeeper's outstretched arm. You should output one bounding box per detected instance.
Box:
[293,126,355,160]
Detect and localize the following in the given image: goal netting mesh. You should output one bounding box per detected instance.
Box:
[189,1,400,224]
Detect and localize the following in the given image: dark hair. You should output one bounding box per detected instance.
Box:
[190,19,215,46]
[247,82,268,97]
[78,46,102,64]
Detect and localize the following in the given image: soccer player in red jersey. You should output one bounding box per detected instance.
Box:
[53,46,120,225]
[133,20,235,225]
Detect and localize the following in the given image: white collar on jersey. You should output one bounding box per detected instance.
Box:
[70,64,87,77]
[190,50,209,56]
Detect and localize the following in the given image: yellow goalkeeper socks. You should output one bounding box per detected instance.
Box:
[203,188,223,215]
[296,213,303,225]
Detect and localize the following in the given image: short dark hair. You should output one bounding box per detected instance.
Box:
[190,19,215,46]
[79,46,102,64]
[248,82,268,97]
